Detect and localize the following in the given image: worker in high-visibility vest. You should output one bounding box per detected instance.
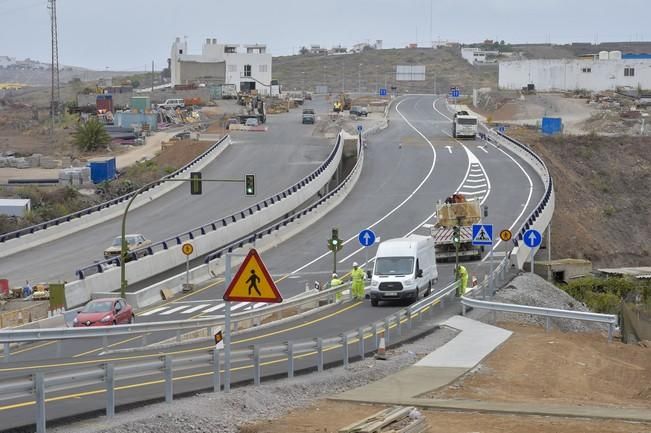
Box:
[351,262,365,300]
[330,273,344,301]
[456,265,468,297]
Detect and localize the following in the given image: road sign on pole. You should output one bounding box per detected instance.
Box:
[357,124,363,133]
[472,224,493,246]
[358,229,376,247]
[499,229,512,242]
[223,249,283,303]
[523,229,542,273]
[181,242,194,292]
[449,87,460,98]
[379,87,387,96]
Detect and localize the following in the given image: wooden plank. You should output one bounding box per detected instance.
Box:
[338,407,395,433]
[361,406,414,433]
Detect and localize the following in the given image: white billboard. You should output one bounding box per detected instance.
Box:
[396,65,426,81]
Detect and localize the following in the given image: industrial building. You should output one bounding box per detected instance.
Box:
[499,51,651,92]
[461,47,500,64]
[170,37,272,94]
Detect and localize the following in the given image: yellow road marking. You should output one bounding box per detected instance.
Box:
[0,341,57,359]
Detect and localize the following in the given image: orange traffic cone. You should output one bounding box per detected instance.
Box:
[375,333,387,360]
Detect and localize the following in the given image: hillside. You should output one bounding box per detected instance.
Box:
[272,47,497,94]
[511,128,651,267]
[512,41,651,59]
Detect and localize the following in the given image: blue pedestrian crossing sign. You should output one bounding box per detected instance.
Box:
[523,229,542,248]
[358,229,376,247]
[379,88,387,96]
[472,224,493,246]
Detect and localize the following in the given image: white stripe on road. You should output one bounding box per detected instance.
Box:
[139,307,169,316]
[460,190,487,196]
[180,304,210,314]
[462,183,487,189]
[202,304,225,313]
[160,305,190,315]
[466,178,487,183]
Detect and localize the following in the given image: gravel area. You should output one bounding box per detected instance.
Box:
[473,273,608,333]
[50,324,457,433]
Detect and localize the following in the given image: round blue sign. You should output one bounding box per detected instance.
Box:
[523,229,542,248]
[358,229,376,247]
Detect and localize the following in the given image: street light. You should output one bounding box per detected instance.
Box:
[358,63,363,93]
[302,71,306,92]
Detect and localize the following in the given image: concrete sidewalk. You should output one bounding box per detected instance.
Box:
[331,316,651,423]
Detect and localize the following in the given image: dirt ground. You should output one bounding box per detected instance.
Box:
[153,139,214,168]
[241,324,651,433]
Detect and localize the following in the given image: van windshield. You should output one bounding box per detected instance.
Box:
[374,257,414,275]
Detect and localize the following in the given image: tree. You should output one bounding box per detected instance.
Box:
[299,46,309,55]
[73,118,111,151]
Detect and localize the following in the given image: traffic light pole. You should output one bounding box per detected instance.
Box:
[118,176,244,298]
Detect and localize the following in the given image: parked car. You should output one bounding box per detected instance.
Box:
[157,99,185,110]
[104,234,152,260]
[73,298,134,327]
[245,117,260,127]
[350,106,368,117]
[302,108,315,124]
[225,117,240,129]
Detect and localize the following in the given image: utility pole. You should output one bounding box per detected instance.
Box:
[151,60,155,93]
[341,60,345,93]
[358,63,362,93]
[48,0,60,141]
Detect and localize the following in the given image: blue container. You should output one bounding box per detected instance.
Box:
[542,117,562,135]
[89,157,117,184]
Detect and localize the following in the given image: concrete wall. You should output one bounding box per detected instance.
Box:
[178,61,226,85]
[499,58,651,91]
[77,93,132,109]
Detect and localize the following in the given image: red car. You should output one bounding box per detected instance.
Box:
[73,298,134,327]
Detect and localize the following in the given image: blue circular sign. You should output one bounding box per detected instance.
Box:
[357,124,363,133]
[523,229,542,248]
[358,229,376,247]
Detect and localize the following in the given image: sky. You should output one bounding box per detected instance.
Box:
[0,0,649,70]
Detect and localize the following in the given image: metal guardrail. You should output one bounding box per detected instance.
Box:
[0,280,458,433]
[0,134,229,244]
[460,296,618,342]
[75,133,343,279]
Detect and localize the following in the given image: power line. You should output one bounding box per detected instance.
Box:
[48,0,60,140]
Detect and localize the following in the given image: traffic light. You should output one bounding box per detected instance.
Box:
[328,228,343,252]
[452,226,461,247]
[190,172,202,195]
[245,174,255,196]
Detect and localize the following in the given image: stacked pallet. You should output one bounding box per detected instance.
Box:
[338,406,427,433]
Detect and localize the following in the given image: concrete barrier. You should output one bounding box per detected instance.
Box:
[0,136,231,259]
[64,135,344,308]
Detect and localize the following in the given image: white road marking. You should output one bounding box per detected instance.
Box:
[445,145,452,154]
[468,173,484,177]
[180,304,210,314]
[477,145,489,154]
[465,178,487,183]
[230,302,248,311]
[139,307,168,316]
[460,190,487,196]
[202,304,225,313]
[462,183,487,189]
[160,305,190,315]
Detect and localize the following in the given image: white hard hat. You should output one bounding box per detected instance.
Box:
[353,262,358,267]
[332,273,338,278]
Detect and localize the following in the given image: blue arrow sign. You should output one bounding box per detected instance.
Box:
[358,229,376,247]
[472,224,493,246]
[357,124,363,133]
[498,125,505,133]
[523,229,542,248]
[450,88,460,98]
[379,88,387,96]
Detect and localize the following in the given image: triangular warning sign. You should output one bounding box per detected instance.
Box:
[223,249,283,303]
[474,226,490,242]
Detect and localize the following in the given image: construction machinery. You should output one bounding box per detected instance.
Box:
[333,93,351,112]
[430,193,482,262]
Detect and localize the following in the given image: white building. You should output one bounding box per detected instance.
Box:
[499,55,651,92]
[170,37,272,94]
[461,47,499,64]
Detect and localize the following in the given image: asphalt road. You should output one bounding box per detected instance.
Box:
[0,95,547,430]
[2,100,332,285]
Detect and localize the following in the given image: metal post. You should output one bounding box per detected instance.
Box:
[212,348,221,392]
[406,310,412,329]
[185,254,190,289]
[396,313,402,337]
[56,341,61,358]
[164,355,173,403]
[317,338,324,372]
[461,303,466,316]
[608,323,613,343]
[488,243,494,298]
[224,253,232,392]
[358,328,365,359]
[373,324,378,349]
[546,223,552,281]
[492,310,497,324]
[287,342,294,378]
[106,363,115,417]
[3,342,10,363]
[34,372,46,433]
[102,335,108,351]
[342,333,349,368]
[545,316,551,332]
[530,247,535,274]
[384,319,390,345]
[253,345,260,385]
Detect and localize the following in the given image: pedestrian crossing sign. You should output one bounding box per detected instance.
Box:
[472,224,493,246]
[223,249,283,303]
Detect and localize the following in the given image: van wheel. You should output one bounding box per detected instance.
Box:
[371,299,379,307]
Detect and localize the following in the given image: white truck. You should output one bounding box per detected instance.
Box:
[430,194,482,262]
[157,99,185,110]
[368,235,438,306]
[452,110,478,139]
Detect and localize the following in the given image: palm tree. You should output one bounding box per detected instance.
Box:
[73,118,111,151]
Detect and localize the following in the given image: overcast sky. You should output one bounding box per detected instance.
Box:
[0,0,649,70]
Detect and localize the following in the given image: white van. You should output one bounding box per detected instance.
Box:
[157,99,185,109]
[369,235,438,306]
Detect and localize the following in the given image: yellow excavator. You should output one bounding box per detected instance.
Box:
[332,94,351,112]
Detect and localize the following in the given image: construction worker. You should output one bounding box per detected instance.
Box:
[330,273,344,301]
[351,262,365,300]
[456,265,468,297]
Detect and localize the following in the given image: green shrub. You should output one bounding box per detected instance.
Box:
[561,276,649,314]
[73,118,111,151]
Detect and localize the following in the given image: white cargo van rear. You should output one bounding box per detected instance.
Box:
[369,235,438,306]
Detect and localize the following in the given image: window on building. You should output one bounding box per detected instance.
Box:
[582,67,591,73]
[228,65,237,72]
[624,67,635,77]
[259,65,268,73]
[244,64,252,77]
[179,49,183,54]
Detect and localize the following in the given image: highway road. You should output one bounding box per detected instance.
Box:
[0,95,547,430]
[2,100,333,285]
